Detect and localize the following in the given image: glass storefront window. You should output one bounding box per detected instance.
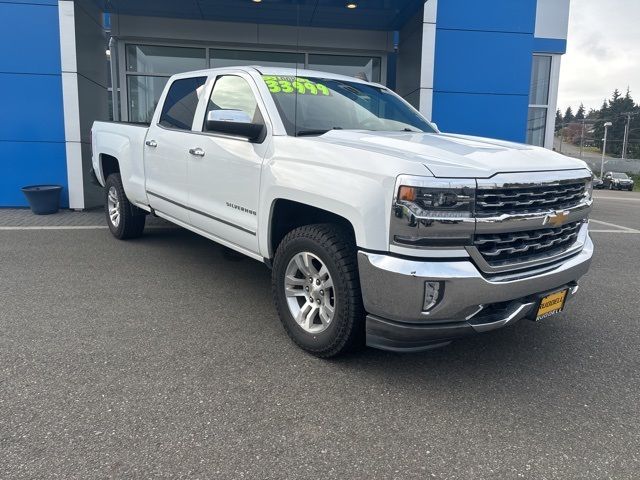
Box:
[527,55,553,147]
[307,54,381,82]
[527,106,547,147]
[126,45,206,75]
[529,55,551,106]
[127,75,169,123]
[209,49,304,69]
[121,44,387,122]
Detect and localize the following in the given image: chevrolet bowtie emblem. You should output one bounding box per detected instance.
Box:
[544,210,570,227]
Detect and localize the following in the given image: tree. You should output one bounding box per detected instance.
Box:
[564,106,575,124]
[560,89,640,158]
[606,88,634,156]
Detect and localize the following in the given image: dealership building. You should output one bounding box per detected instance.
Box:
[1,0,570,208]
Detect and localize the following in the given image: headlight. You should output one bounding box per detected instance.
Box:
[397,186,473,217]
[391,176,475,248]
[584,178,594,200]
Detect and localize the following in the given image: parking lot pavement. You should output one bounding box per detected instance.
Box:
[591,190,640,231]
[0,208,172,228]
[1,200,640,479]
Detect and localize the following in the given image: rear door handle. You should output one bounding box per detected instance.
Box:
[189,147,205,157]
[145,140,158,148]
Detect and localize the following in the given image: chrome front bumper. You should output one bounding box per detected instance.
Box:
[358,234,594,352]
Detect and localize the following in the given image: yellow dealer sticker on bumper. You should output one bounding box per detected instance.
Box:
[536,290,568,321]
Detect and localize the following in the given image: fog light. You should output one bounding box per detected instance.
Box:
[423,281,442,312]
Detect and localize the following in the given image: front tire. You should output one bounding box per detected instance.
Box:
[104,173,146,239]
[272,224,364,358]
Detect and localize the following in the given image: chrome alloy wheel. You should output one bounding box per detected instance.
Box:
[107,186,121,228]
[284,252,336,334]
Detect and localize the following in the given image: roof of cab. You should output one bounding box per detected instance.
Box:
[170,65,381,87]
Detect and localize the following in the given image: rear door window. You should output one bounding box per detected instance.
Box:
[159,76,207,130]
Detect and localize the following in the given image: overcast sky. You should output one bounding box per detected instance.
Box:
[557,0,640,113]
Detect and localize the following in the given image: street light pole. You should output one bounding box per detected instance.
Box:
[622,113,630,160]
[580,119,586,157]
[621,112,637,160]
[600,122,613,178]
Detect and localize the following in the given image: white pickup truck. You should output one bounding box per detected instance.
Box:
[91,66,594,357]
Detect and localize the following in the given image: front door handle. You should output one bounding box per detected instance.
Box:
[189,147,205,157]
[145,140,158,148]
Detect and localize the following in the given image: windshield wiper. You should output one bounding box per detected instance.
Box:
[296,127,343,137]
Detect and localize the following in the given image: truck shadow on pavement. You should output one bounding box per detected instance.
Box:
[136,227,590,389]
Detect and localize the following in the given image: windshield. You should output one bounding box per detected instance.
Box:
[612,173,630,179]
[262,75,436,136]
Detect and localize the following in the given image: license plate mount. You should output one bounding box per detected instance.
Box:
[535,289,568,321]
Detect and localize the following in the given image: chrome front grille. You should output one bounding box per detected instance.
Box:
[475,181,587,217]
[474,221,582,267]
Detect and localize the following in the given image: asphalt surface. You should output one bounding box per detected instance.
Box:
[1,192,639,479]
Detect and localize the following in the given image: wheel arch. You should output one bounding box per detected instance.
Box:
[99,153,120,184]
[266,199,358,260]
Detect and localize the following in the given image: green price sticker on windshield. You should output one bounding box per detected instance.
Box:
[262,76,331,96]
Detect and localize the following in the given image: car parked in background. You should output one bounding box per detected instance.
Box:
[593,177,604,189]
[603,172,634,191]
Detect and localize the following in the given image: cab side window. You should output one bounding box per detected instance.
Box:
[205,75,264,129]
[159,76,207,130]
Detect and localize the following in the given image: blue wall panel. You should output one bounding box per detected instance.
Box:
[2,0,58,4]
[436,0,537,34]
[0,73,65,143]
[434,30,533,96]
[0,3,61,74]
[0,142,68,207]
[432,0,537,143]
[0,2,65,207]
[432,92,529,143]
[533,37,567,54]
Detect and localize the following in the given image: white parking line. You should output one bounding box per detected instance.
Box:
[0,225,108,230]
[589,219,640,233]
[595,196,640,202]
[0,225,176,231]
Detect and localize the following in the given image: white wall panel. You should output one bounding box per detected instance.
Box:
[535,0,570,40]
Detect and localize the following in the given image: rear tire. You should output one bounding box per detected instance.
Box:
[104,173,146,240]
[272,224,364,358]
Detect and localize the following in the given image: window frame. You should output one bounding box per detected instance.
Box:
[527,54,561,149]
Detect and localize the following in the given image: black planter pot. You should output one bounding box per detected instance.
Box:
[21,185,63,215]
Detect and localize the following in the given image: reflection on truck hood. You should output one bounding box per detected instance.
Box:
[311,130,589,178]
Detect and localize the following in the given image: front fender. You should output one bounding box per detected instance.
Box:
[259,158,397,258]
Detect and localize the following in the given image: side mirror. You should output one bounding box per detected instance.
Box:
[205,109,265,142]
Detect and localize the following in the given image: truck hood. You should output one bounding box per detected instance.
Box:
[311,130,589,178]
